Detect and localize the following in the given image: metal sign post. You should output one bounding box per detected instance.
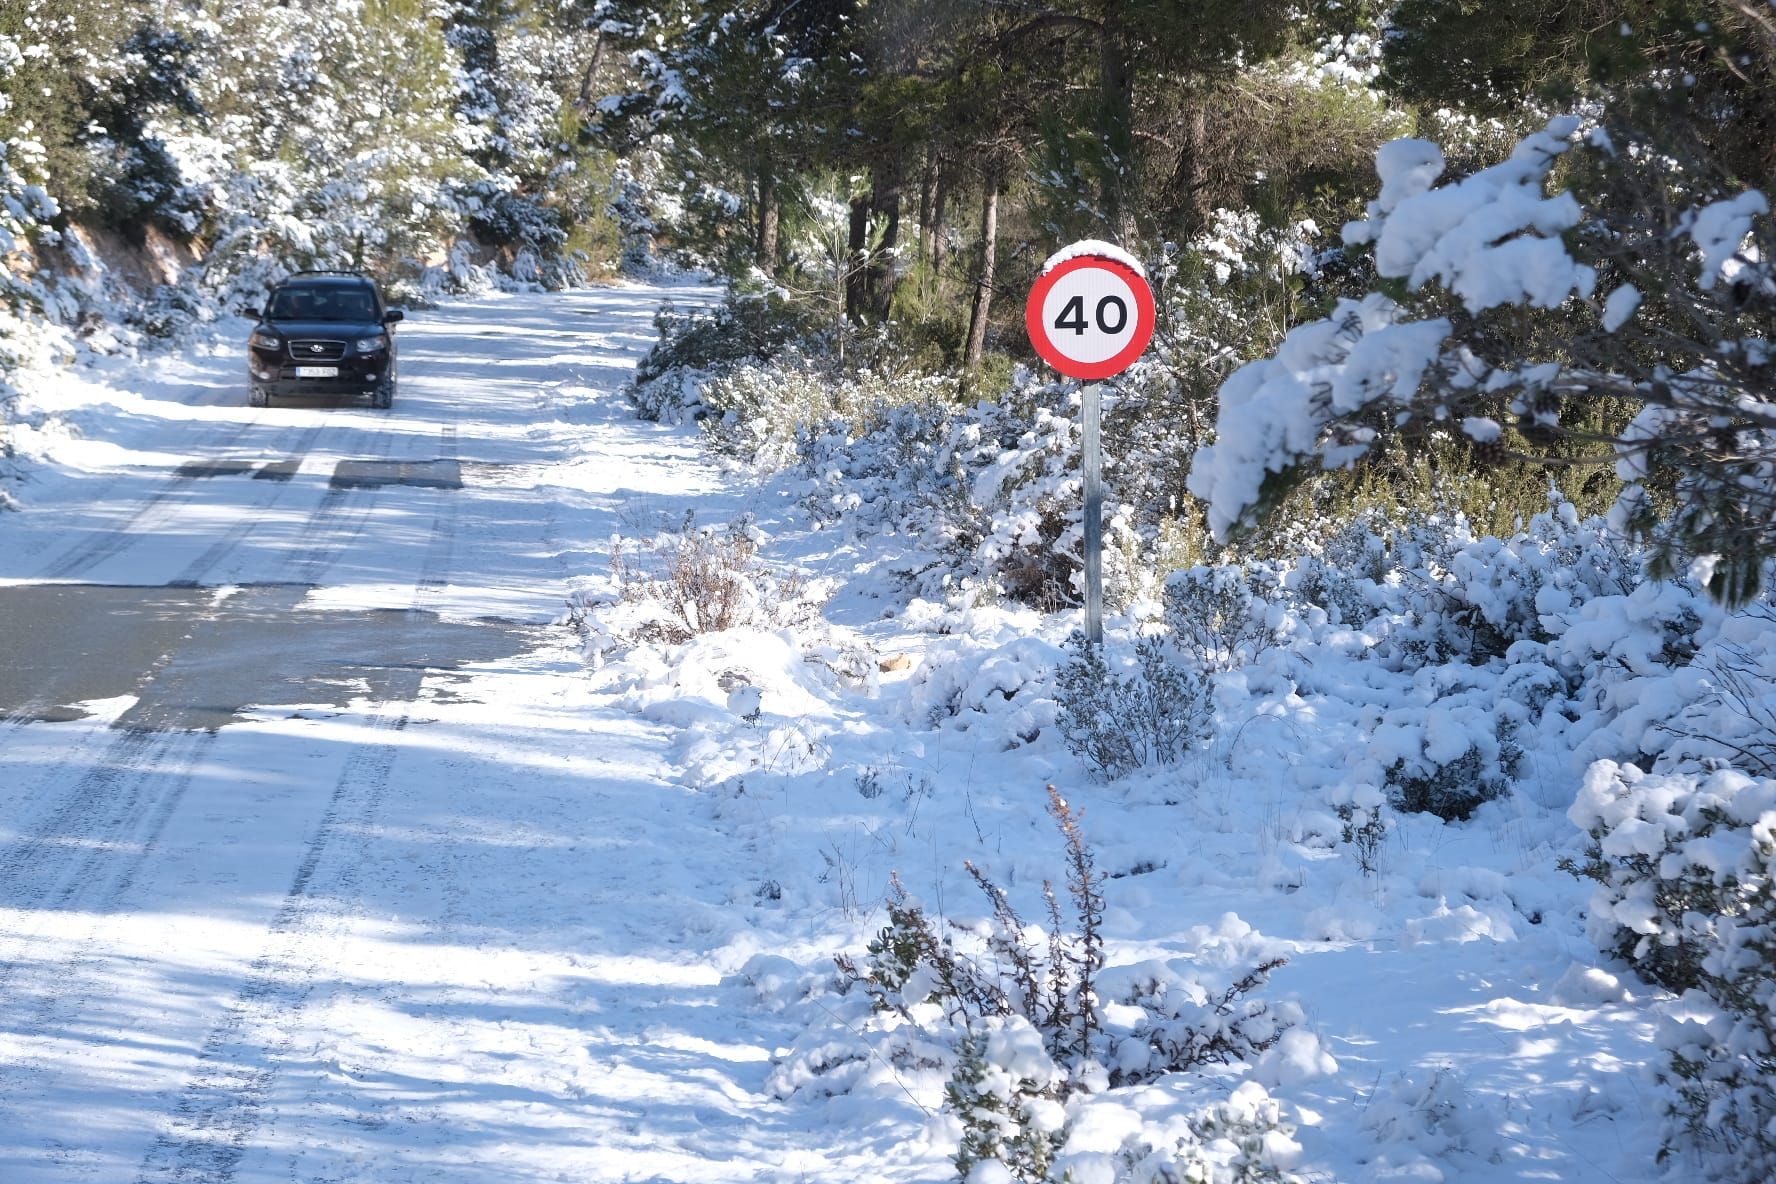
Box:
[1081,382,1104,645]
[1025,243,1155,645]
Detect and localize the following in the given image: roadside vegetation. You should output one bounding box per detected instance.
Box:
[0,0,637,493]
[6,2,1776,1180]
[597,4,1776,1181]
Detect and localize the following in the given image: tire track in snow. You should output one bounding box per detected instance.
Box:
[274,420,401,587]
[131,714,413,1184]
[0,445,399,999]
[164,419,330,588]
[0,417,402,911]
[0,420,412,1112]
[134,423,463,1182]
[7,385,267,572]
[35,412,271,582]
[0,725,218,1140]
[0,420,390,734]
[0,730,185,923]
[0,416,341,731]
[0,398,299,1025]
[0,489,434,1184]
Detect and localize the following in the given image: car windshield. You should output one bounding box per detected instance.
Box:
[267,286,376,321]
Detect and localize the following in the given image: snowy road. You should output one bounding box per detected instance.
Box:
[0,283,852,1183]
[0,283,1678,1184]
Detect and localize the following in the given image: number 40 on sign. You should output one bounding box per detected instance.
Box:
[1026,243,1155,380]
[1025,242,1156,645]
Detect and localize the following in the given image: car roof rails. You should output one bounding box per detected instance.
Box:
[286,269,372,280]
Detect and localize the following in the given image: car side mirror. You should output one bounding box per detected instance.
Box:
[242,307,261,319]
[382,309,405,324]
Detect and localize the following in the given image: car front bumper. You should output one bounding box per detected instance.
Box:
[253,375,384,397]
[249,347,389,395]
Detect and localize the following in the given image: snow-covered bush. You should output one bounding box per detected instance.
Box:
[1162,566,1286,673]
[1356,1066,1503,1176]
[1276,497,1640,668]
[798,396,976,538]
[836,792,1111,1070]
[1112,1082,1305,1184]
[629,291,809,422]
[631,301,1163,609]
[572,515,822,652]
[1566,760,1776,1181]
[703,353,959,474]
[1049,497,1655,817]
[947,1022,1069,1184]
[1362,662,1547,821]
[827,791,1289,1182]
[1101,958,1292,1090]
[1331,786,1389,877]
[960,381,1151,611]
[1055,634,1212,780]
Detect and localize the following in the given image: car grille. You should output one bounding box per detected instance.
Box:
[288,339,346,361]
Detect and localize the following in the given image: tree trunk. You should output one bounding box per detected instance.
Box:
[918,149,937,263]
[867,156,903,321]
[930,167,949,273]
[1099,12,1138,245]
[756,166,780,275]
[1166,101,1211,239]
[574,34,605,112]
[846,193,870,323]
[964,175,1000,375]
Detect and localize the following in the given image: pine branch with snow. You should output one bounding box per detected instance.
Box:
[1187,116,1776,606]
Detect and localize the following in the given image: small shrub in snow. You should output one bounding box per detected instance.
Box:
[591,516,814,647]
[1056,634,1212,780]
[947,1023,1067,1184]
[1380,726,1498,822]
[1566,760,1776,1181]
[834,790,1289,1182]
[1115,1081,1305,1184]
[1331,785,1389,877]
[629,292,808,423]
[1357,1066,1502,1172]
[1280,512,1388,627]
[838,790,1107,1070]
[1162,566,1283,673]
[1104,959,1290,1090]
[1368,662,1548,821]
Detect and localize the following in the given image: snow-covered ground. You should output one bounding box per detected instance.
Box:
[0,283,1682,1182]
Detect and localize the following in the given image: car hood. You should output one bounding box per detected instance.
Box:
[258,319,385,338]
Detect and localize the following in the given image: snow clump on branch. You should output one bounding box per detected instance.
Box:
[1188,116,1595,543]
[1187,115,1776,605]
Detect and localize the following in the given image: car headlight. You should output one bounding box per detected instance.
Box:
[250,331,281,350]
[355,335,387,353]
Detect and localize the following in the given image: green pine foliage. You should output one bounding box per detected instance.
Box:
[0,0,626,322]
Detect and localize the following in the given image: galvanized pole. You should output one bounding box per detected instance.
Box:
[1081,381,1103,646]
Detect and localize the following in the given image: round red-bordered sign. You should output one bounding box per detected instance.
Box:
[1026,252,1156,380]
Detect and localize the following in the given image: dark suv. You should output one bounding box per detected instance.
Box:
[245,272,405,408]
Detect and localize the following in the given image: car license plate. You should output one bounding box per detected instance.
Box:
[294,365,338,378]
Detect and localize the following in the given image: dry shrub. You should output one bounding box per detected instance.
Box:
[610,515,804,642]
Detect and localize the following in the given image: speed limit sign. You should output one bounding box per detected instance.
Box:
[1025,242,1156,646]
[1026,244,1156,380]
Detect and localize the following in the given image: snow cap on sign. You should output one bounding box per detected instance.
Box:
[1039,239,1146,278]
